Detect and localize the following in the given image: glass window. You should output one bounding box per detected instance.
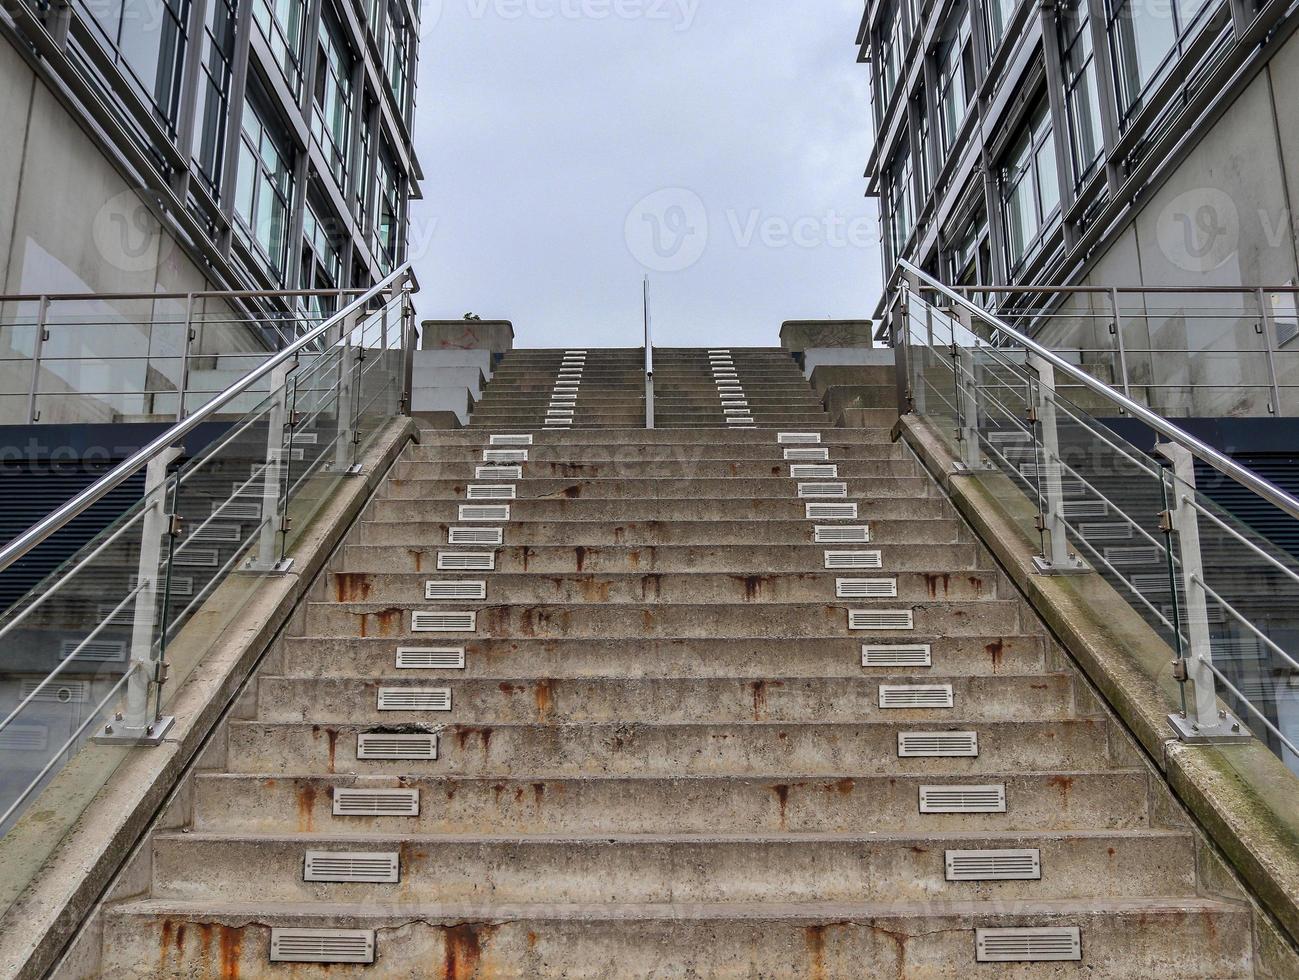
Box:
[373,144,401,271]
[948,206,993,307]
[234,99,295,280]
[999,97,1060,271]
[936,5,974,160]
[1107,0,1214,122]
[385,0,410,113]
[254,0,308,96]
[985,0,1018,53]
[300,197,343,316]
[78,0,190,131]
[1059,0,1104,188]
[915,90,933,201]
[875,3,903,116]
[191,0,237,194]
[354,104,375,222]
[886,138,915,264]
[313,9,354,185]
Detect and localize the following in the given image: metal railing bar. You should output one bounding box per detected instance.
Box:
[0,667,138,832]
[899,261,1299,525]
[0,583,144,735]
[1194,577,1299,675]
[1203,660,1299,759]
[0,287,377,303]
[1183,495,1299,589]
[1063,528,1179,634]
[0,264,414,576]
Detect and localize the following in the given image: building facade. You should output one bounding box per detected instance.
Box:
[859,0,1299,416]
[0,0,421,304]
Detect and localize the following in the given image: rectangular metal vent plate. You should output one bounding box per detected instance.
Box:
[304,850,400,883]
[815,525,869,543]
[411,611,476,632]
[396,646,466,669]
[438,552,496,571]
[785,447,830,461]
[61,637,127,662]
[975,927,1081,963]
[1080,522,1132,541]
[0,724,48,751]
[459,504,510,521]
[270,928,376,964]
[946,848,1040,881]
[849,609,914,630]
[879,684,954,708]
[825,550,882,570]
[919,784,1007,813]
[863,644,932,668]
[332,788,421,816]
[476,465,522,480]
[425,580,487,600]
[483,449,528,463]
[837,578,897,598]
[377,687,452,711]
[898,731,978,757]
[489,434,533,446]
[449,527,503,545]
[357,732,439,759]
[778,432,822,444]
[467,484,516,500]
[790,464,838,478]
[20,679,90,703]
[798,482,848,499]
[1105,545,1161,565]
[807,503,858,520]
[723,407,750,415]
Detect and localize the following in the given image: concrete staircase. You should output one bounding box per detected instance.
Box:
[87,392,1258,975]
[468,348,645,429]
[653,348,832,428]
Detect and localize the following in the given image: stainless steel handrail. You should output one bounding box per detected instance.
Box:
[0,263,415,576]
[643,275,655,430]
[896,259,1299,524]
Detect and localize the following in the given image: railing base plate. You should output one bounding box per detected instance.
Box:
[1031,555,1089,576]
[1168,711,1252,744]
[240,557,296,575]
[92,715,175,746]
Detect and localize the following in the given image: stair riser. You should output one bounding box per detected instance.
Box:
[379,478,931,500]
[254,674,1074,724]
[317,571,1003,605]
[414,430,894,445]
[224,720,1123,782]
[364,498,945,524]
[403,445,911,462]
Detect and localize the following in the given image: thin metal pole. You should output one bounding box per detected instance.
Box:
[1108,287,1131,400]
[1256,288,1283,415]
[176,293,195,422]
[27,296,50,423]
[643,276,654,430]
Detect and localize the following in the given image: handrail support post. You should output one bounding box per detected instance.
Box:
[245,362,295,574]
[1158,443,1251,743]
[1029,353,1087,575]
[951,307,992,474]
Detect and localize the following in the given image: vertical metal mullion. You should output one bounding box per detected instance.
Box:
[1084,0,1125,195]
[172,0,212,199]
[1039,0,1078,248]
[218,0,255,248]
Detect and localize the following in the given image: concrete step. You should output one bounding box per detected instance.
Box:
[376,477,933,500]
[197,745,1133,834]
[100,896,1256,979]
[338,542,983,573]
[299,599,1026,638]
[404,442,907,461]
[354,517,969,546]
[414,428,894,444]
[275,633,1049,677]
[363,496,945,524]
[317,570,1004,604]
[254,672,1075,724]
[225,720,1124,782]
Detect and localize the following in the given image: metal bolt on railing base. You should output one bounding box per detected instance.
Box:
[1031,554,1090,576]
[240,556,295,575]
[1168,710,1251,744]
[92,713,176,746]
[950,458,996,476]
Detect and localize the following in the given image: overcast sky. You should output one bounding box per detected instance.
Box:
[408,0,880,348]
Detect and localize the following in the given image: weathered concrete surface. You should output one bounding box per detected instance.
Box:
[779,319,874,351]
[896,410,1299,958]
[420,319,514,353]
[0,418,418,980]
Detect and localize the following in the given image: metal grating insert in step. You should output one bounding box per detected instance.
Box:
[778,432,822,444]
[449,527,503,546]
[459,504,510,522]
[270,928,375,964]
[411,611,476,632]
[879,684,954,708]
[723,407,750,415]
[476,465,522,480]
[438,552,496,571]
[825,550,882,569]
[898,731,978,757]
[785,447,830,461]
[919,784,1007,813]
[490,434,533,446]
[815,525,869,543]
[837,577,897,598]
[946,848,1040,881]
[425,580,487,600]
[377,687,452,711]
[483,449,528,463]
[798,482,848,498]
[467,484,517,500]
[849,609,914,630]
[863,644,932,667]
[790,464,838,478]
[396,646,466,669]
[357,731,439,760]
[304,850,400,883]
[975,927,1081,963]
[807,503,858,520]
[332,788,421,816]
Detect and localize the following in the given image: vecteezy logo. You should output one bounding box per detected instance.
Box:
[1157,187,1240,273]
[417,0,443,39]
[92,190,174,273]
[624,188,708,273]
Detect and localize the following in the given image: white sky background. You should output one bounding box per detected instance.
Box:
[408,0,880,348]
